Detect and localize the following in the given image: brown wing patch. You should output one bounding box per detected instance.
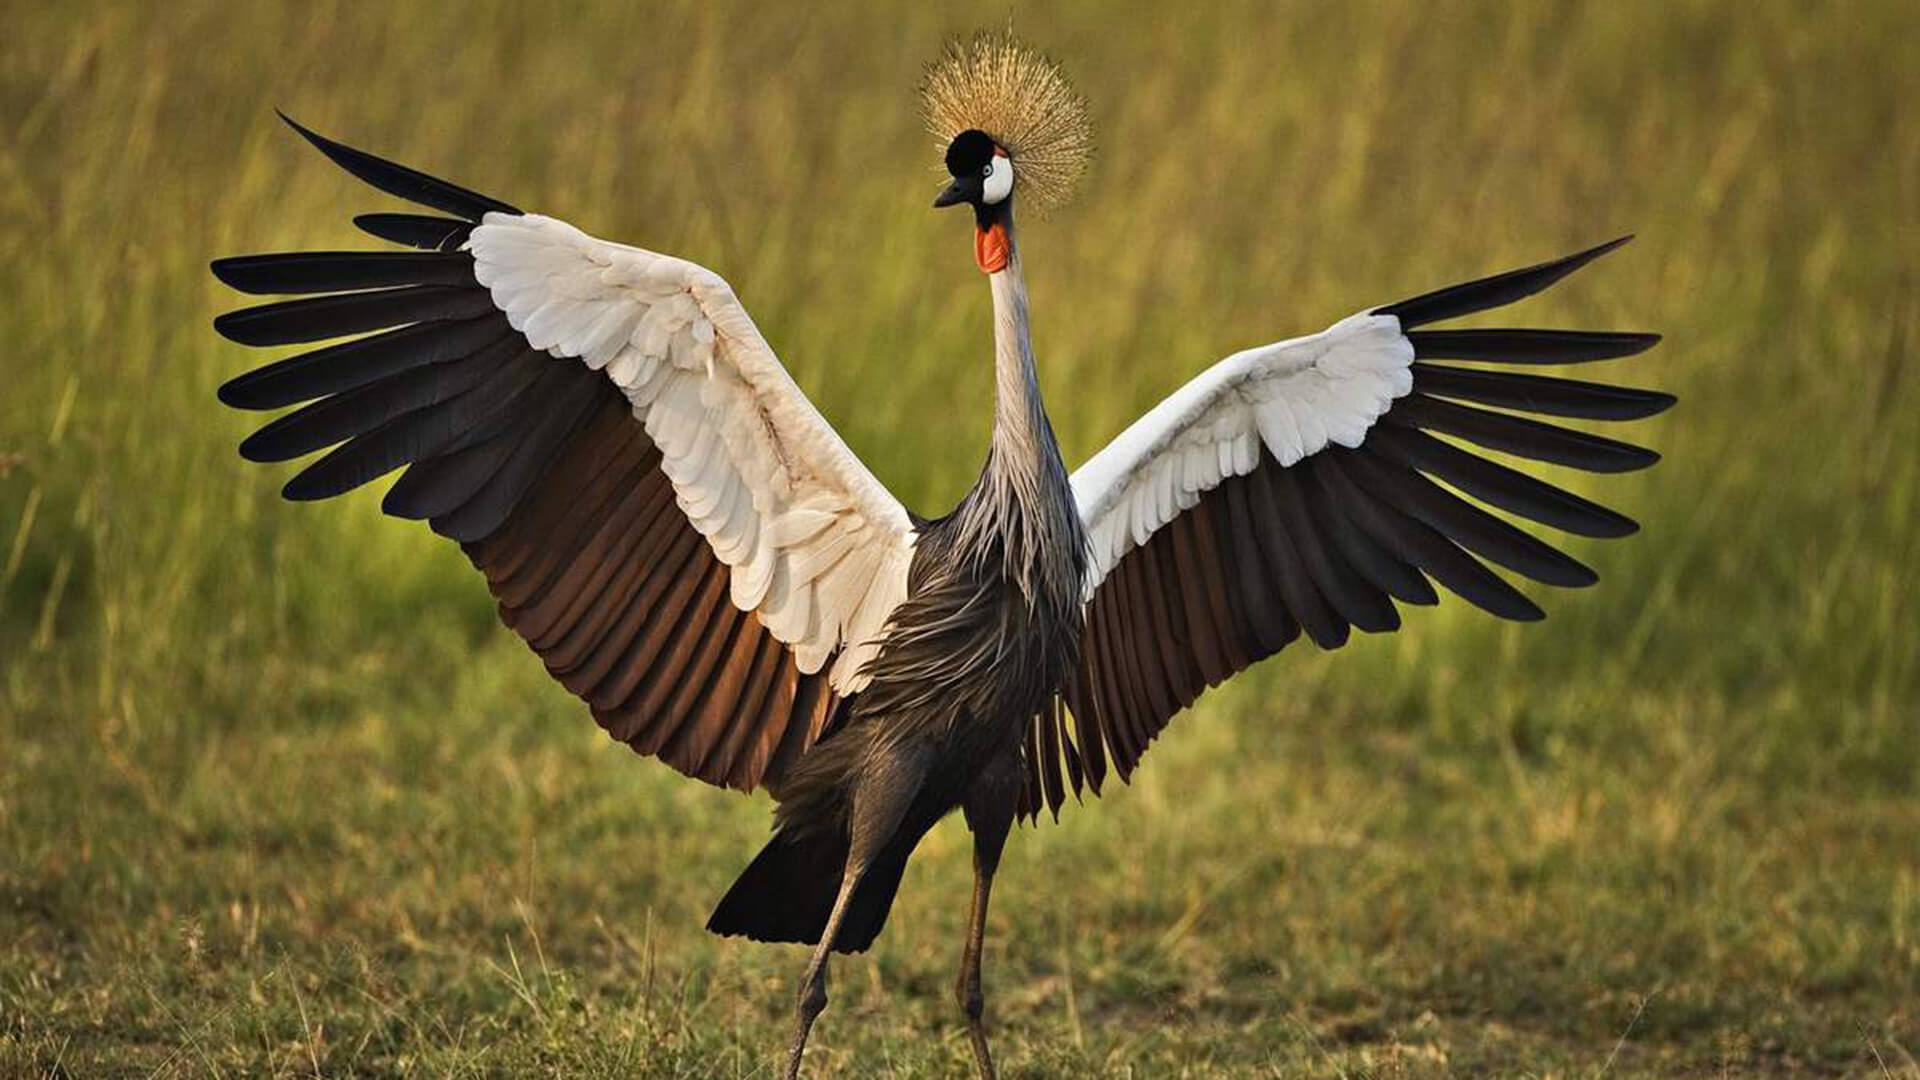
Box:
[464,389,839,793]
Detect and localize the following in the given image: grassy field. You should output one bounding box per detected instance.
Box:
[4,2,1917,1076]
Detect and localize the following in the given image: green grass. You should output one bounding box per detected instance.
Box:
[4,1,1918,1076]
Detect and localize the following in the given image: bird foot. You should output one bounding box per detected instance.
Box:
[956,973,994,1080]
[784,967,829,1079]
[965,1021,998,1080]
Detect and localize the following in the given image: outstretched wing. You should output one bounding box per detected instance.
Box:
[213,116,916,794]
[1017,238,1670,819]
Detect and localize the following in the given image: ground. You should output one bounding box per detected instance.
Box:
[3,2,1916,1076]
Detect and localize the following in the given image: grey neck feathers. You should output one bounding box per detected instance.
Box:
[952,216,1087,610]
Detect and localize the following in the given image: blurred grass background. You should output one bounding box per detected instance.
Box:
[3,1,1917,1076]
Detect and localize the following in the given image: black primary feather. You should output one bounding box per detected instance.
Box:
[276,111,521,220]
[213,285,493,347]
[1412,364,1677,421]
[211,251,475,294]
[1389,393,1661,473]
[1376,235,1634,329]
[1408,328,1662,365]
[354,213,474,250]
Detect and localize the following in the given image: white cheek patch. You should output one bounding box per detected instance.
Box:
[982,155,1013,205]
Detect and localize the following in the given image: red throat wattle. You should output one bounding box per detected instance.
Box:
[974,222,1010,274]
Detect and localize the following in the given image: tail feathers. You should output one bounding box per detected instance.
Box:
[708,828,846,947]
[707,827,917,954]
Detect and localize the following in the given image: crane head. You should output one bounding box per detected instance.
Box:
[934,129,1016,274]
[920,31,1091,274]
[934,130,1013,211]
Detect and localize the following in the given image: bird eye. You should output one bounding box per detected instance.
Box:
[980,155,1013,205]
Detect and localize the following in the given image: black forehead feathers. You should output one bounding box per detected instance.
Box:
[945,129,997,177]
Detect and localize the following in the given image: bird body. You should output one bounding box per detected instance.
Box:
[710,233,1087,957]
[211,34,1673,1080]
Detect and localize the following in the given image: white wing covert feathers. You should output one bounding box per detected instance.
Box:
[212,117,915,794]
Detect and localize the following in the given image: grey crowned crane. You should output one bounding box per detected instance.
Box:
[211,34,1673,1080]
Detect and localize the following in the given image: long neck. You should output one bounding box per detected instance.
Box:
[988,241,1050,473]
[955,212,1086,605]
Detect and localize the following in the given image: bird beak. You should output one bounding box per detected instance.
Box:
[933,178,975,208]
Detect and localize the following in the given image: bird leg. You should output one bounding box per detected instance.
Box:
[956,851,1001,1080]
[956,750,1021,1080]
[785,866,863,1080]
[787,749,925,1079]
